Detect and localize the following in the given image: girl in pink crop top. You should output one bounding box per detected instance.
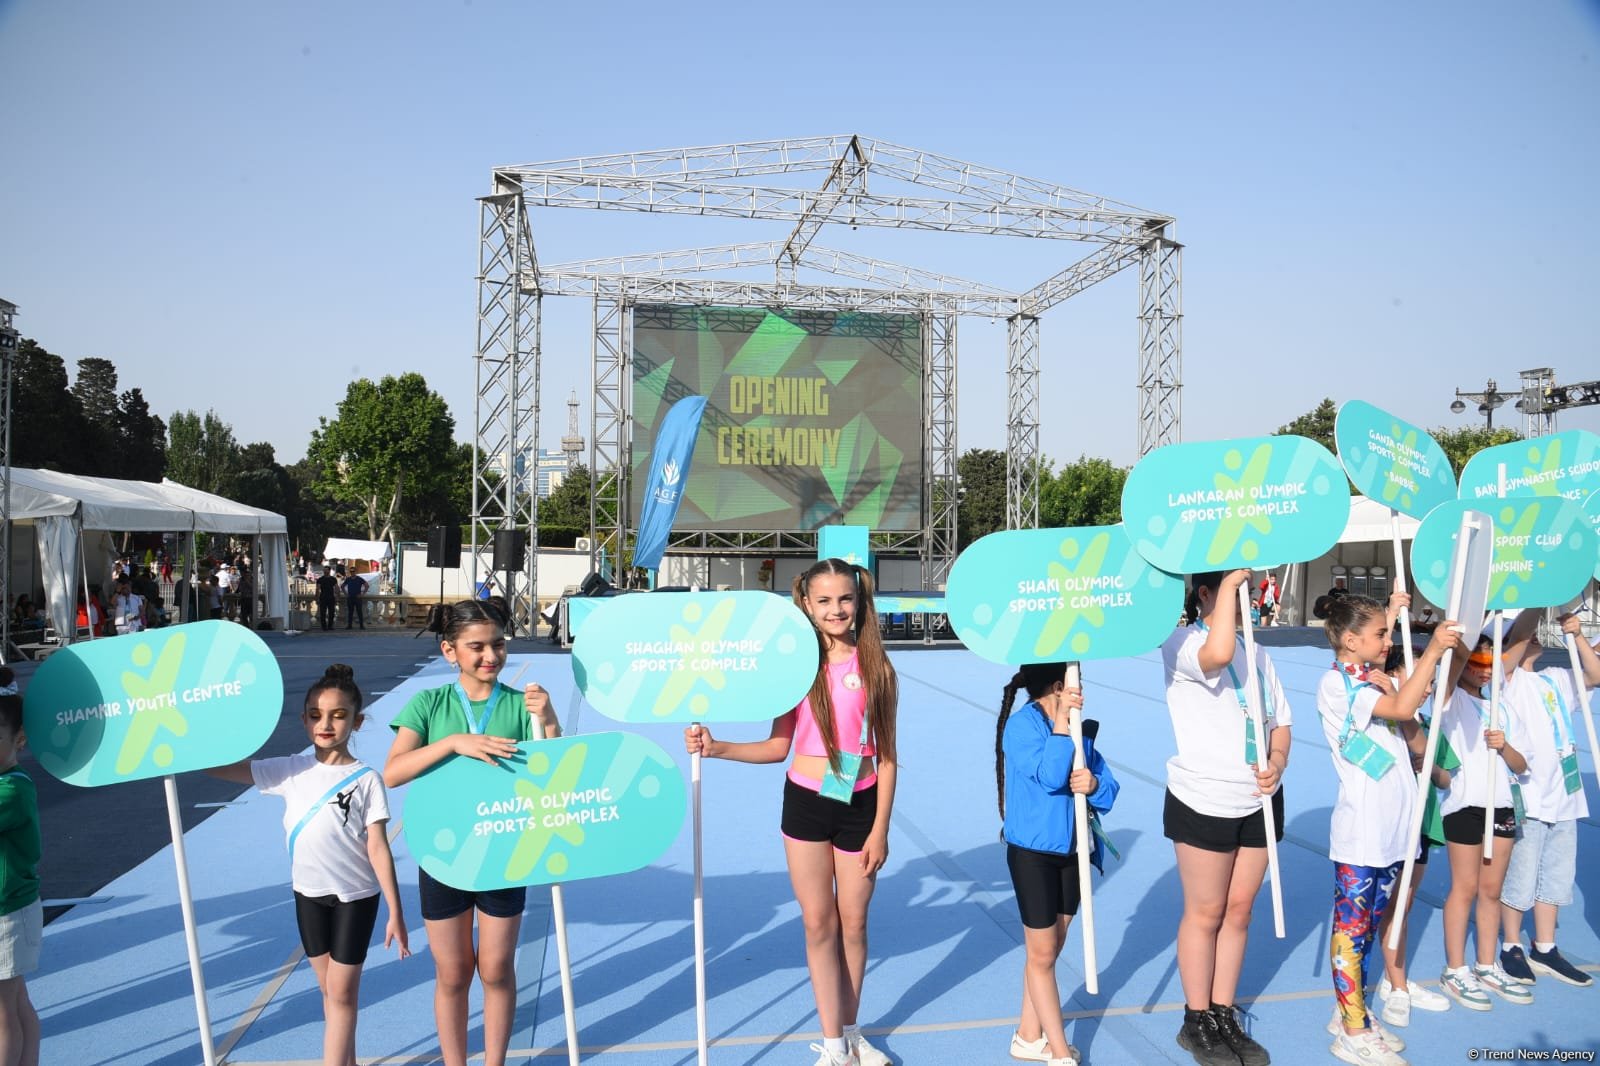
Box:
[684,558,899,1066]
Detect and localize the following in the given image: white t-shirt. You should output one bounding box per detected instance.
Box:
[1439,687,1518,815]
[111,593,145,635]
[1316,667,1416,866]
[252,754,390,901]
[1505,669,1590,823]
[1161,625,1292,818]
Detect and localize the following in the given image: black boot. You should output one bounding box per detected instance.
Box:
[1209,1004,1269,1066]
[1176,1007,1240,1066]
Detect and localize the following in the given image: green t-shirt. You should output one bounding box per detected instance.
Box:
[0,769,41,916]
[390,683,537,746]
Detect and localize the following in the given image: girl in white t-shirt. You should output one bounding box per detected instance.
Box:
[1317,595,1461,1066]
[1158,569,1288,1066]
[211,664,409,1066]
[1437,613,1536,1012]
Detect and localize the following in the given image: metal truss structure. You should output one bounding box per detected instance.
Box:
[0,299,18,662]
[475,137,1178,602]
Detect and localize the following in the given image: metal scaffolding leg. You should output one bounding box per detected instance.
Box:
[923,314,958,588]
[1006,314,1041,531]
[1137,236,1183,455]
[590,297,629,584]
[472,184,540,635]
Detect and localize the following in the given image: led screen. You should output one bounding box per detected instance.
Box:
[630,305,924,531]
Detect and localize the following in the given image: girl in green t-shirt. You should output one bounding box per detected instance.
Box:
[384,600,561,1066]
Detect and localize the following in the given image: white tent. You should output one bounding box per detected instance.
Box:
[4,468,290,640]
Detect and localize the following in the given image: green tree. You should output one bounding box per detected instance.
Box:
[1431,425,1522,479]
[166,409,239,493]
[1275,397,1338,453]
[115,387,167,480]
[11,339,91,472]
[71,357,121,471]
[307,373,456,548]
[536,464,593,541]
[1040,455,1129,528]
[956,448,1007,548]
[395,441,473,542]
[223,442,293,517]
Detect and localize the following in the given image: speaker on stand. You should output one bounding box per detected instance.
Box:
[493,529,528,637]
[416,525,461,639]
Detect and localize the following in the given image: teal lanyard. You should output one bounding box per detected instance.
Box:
[1336,668,1366,746]
[1196,622,1270,753]
[1463,691,1520,785]
[454,682,499,736]
[286,766,374,860]
[1534,675,1576,754]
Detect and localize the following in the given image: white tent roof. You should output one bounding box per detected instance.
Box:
[1338,493,1422,544]
[4,469,287,533]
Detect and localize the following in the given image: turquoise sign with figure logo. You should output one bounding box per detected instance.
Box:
[403,732,687,890]
[572,591,819,723]
[1120,435,1351,573]
[1333,400,1457,518]
[946,525,1183,664]
[1459,430,1600,504]
[1410,498,1593,610]
[22,621,284,787]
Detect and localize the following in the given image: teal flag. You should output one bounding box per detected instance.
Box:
[1410,498,1593,610]
[1121,435,1351,572]
[1334,400,1457,518]
[572,590,819,723]
[402,732,686,890]
[23,621,283,787]
[946,525,1184,664]
[1459,430,1600,504]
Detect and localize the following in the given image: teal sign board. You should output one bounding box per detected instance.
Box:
[571,591,819,723]
[818,525,872,568]
[946,525,1184,664]
[22,621,284,787]
[403,732,687,890]
[1333,400,1457,518]
[1410,498,1593,610]
[1120,435,1351,572]
[1459,430,1600,504]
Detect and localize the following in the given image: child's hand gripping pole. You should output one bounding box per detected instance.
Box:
[1238,581,1285,938]
[1066,662,1098,994]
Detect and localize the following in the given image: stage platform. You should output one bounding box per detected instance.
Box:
[30,631,1600,1064]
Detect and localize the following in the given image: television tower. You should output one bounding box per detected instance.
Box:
[562,390,585,468]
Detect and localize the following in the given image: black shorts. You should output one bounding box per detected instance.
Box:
[418,868,528,922]
[1442,806,1517,846]
[1416,840,1431,867]
[1163,788,1285,852]
[1007,844,1081,928]
[780,777,877,853]
[294,891,380,966]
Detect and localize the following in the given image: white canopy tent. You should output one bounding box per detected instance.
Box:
[1278,494,1423,625]
[4,468,290,641]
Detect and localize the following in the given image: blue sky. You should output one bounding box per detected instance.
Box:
[2,0,1597,471]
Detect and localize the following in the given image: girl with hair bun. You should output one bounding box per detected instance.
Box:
[685,558,899,1066]
[209,663,409,1066]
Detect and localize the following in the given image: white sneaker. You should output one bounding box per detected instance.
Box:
[1331,1028,1407,1066]
[1325,1006,1405,1052]
[1397,980,1449,1013]
[844,1027,891,1066]
[1008,1031,1080,1064]
[810,1043,858,1066]
[1378,986,1410,1028]
[1047,1057,1079,1066]
[1474,963,1534,1005]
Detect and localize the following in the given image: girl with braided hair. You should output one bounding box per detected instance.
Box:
[995,662,1118,1066]
[686,558,898,1066]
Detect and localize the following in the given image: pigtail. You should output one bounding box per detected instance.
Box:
[996,671,1024,822]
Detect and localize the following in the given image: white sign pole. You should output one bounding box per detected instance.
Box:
[691,726,708,1066]
[1237,582,1285,938]
[1391,512,1416,676]
[1064,662,1097,993]
[164,774,217,1066]
[550,885,580,1066]
[1387,510,1478,951]
[1484,465,1507,858]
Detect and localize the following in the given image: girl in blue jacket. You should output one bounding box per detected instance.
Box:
[996,662,1120,1066]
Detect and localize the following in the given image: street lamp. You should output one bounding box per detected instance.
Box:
[1449,378,1514,429]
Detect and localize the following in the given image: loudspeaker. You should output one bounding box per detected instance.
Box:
[493,529,527,571]
[578,572,612,598]
[427,525,462,568]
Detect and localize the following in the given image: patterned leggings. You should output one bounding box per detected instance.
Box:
[1330,861,1400,1030]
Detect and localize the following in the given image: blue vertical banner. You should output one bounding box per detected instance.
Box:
[633,396,709,572]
